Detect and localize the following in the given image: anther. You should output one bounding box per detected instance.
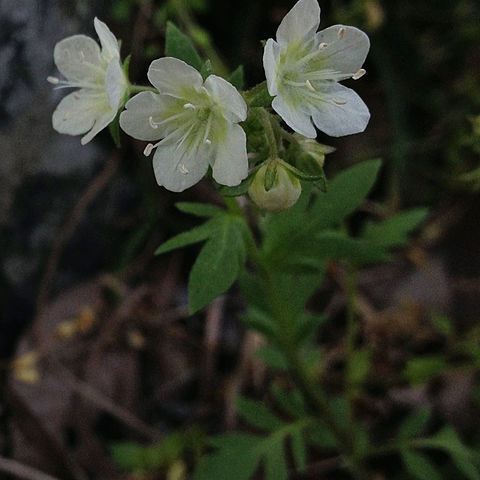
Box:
[144,144,154,156]
[352,68,366,80]
[148,116,159,129]
[178,164,189,174]
[333,98,347,105]
[47,76,59,85]
[205,139,212,145]
[305,80,316,92]
[183,103,196,110]
[338,28,345,39]
[319,42,328,49]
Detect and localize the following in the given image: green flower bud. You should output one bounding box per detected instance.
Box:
[248,161,302,213]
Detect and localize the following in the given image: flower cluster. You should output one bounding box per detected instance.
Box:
[49,0,370,206]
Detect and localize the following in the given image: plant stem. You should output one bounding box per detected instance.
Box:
[129,85,157,94]
[257,108,279,159]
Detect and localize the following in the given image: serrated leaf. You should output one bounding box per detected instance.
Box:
[155,218,219,255]
[401,450,442,480]
[236,397,285,432]
[362,208,428,248]
[175,202,225,217]
[398,407,431,440]
[255,345,288,370]
[165,22,203,70]
[188,217,246,313]
[228,65,245,90]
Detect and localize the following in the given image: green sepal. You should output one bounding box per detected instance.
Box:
[200,59,213,79]
[228,65,245,90]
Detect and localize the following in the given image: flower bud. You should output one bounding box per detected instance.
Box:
[248,161,302,213]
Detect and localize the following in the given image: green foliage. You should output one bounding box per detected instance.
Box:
[398,407,432,440]
[165,21,203,70]
[188,214,247,313]
[401,450,442,480]
[194,396,311,480]
[110,427,205,473]
[405,355,450,385]
[362,208,428,248]
[175,201,225,217]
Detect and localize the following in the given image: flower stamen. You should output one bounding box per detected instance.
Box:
[352,68,366,80]
[47,76,60,84]
[149,116,159,129]
[144,143,154,156]
[332,98,347,105]
[338,27,345,39]
[319,42,328,49]
[305,80,316,92]
[183,103,196,110]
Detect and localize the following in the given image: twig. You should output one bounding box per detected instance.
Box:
[0,457,61,480]
[49,360,160,441]
[35,154,119,318]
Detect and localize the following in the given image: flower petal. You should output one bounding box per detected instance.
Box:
[148,57,203,98]
[316,25,370,74]
[94,17,120,62]
[81,110,117,145]
[203,75,247,123]
[211,124,248,186]
[309,83,370,137]
[120,92,178,141]
[54,35,104,84]
[52,89,106,136]
[152,143,209,192]
[272,95,316,138]
[276,0,320,47]
[105,58,127,110]
[263,38,280,96]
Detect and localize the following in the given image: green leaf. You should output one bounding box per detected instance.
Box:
[175,202,225,217]
[165,22,203,70]
[236,397,285,432]
[194,434,261,480]
[362,208,428,248]
[228,65,245,90]
[398,407,432,440]
[405,355,449,385]
[308,426,338,449]
[293,313,326,345]
[346,348,371,385]
[155,218,220,255]
[188,217,246,313]
[271,384,307,419]
[401,450,442,480]
[309,159,382,228]
[242,308,278,338]
[216,173,255,197]
[424,427,472,458]
[264,439,288,480]
[452,455,480,480]
[255,345,288,370]
[291,429,307,471]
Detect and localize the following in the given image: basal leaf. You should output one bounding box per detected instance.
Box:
[165,22,203,70]
[188,217,246,313]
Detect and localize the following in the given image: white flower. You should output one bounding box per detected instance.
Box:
[119,57,248,192]
[49,18,128,145]
[263,0,370,138]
